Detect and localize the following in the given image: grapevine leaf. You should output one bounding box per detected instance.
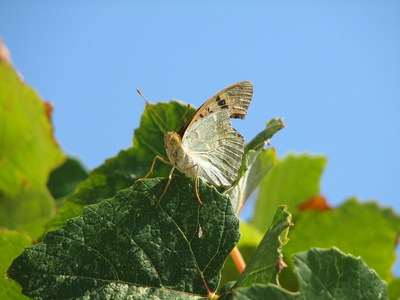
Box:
[252,154,326,233]
[231,248,387,300]
[0,58,65,239]
[7,178,240,299]
[0,229,32,300]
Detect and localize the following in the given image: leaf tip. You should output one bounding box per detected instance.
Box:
[279,117,286,129]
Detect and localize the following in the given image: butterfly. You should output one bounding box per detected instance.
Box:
[136,81,253,208]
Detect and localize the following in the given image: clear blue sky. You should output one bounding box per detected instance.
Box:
[1,1,399,273]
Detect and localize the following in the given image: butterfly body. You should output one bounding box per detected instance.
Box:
[164,131,196,177]
[136,81,253,208]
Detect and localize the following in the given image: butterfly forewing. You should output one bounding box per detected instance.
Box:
[177,81,253,137]
[182,109,245,187]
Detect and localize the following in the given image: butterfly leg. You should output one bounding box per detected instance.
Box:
[182,163,203,205]
[135,155,173,183]
[155,166,176,209]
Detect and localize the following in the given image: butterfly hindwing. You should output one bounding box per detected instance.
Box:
[178,81,253,137]
[182,109,245,187]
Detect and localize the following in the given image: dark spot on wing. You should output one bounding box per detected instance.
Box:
[218,99,226,106]
[200,113,204,118]
[221,105,228,109]
[215,95,221,102]
[231,113,246,119]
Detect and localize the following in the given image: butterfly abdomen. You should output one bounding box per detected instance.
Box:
[164,132,197,177]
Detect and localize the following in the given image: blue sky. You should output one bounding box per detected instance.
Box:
[1,1,399,273]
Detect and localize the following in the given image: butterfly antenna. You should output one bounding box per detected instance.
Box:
[174,103,191,132]
[137,89,170,131]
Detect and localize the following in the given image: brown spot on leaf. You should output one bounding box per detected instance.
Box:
[299,195,330,211]
[43,101,53,123]
[277,257,287,273]
[42,101,55,138]
[0,38,11,63]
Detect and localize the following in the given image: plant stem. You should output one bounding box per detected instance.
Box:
[230,246,245,274]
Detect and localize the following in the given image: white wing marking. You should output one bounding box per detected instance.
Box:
[182,109,244,187]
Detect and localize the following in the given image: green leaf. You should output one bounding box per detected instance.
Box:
[232,283,296,300]
[133,101,197,171]
[7,178,240,299]
[282,198,400,283]
[244,117,285,153]
[232,248,387,300]
[235,206,291,288]
[252,154,326,233]
[237,222,264,249]
[388,278,400,300]
[0,229,32,300]
[219,221,264,288]
[47,157,88,201]
[45,101,196,232]
[219,206,291,296]
[225,118,284,213]
[0,61,65,239]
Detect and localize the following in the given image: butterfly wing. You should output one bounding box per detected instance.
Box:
[178,81,253,137]
[182,109,245,187]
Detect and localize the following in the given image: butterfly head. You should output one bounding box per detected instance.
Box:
[164,131,185,165]
[164,132,182,148]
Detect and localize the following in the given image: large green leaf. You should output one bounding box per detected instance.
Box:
[0,229,32,300]
[0,60,65,239]
[252,154,326,233]
[232,248,387,300]
[282,198,400,283]
[7,178,240,299]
